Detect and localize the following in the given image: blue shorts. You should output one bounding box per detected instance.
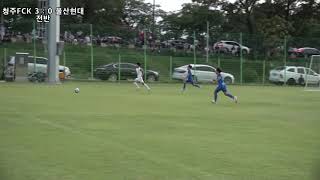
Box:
[215,85,227,93]
[186,77,193,83]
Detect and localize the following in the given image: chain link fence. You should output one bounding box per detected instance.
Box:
[1,23,320,85]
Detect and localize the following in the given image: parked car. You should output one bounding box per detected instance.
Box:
[161,40,191,49]
[269,66,320,85]
[8,55,71,78]
[172,64,235,84]
[3,58,15,81]
[213,40,250,54]
[288,47,320,58]
[94,63,159,82]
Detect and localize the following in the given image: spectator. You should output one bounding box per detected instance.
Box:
[64,31,68,41]
[73,38,78,45]
[69,33,75,43]
[85,35,90,45]
[139,31,144,46]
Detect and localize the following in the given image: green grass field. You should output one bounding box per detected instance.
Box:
[0,82,319,180]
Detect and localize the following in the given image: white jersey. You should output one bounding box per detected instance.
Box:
[135,67,144,83]
[136,67,143,78]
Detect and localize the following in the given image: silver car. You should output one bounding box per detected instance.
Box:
[27,56,71,78]
[172,64,235,84]
[213,41,250,54]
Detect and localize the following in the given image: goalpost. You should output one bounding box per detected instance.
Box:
[304,55,320,91]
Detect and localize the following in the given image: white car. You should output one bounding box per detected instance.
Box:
[26,56,71,77]
[172,64,235,84]
[269,66,320,85]
[9,54,71,78]
[213,41,250,54]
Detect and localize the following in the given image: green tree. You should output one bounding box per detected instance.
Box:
[221,2,247,33]
[257,15,292,56]
[273,0,300,21]
[1,0,37,33]
[122,0,165,31]
[61,0,125,36]
[194,0,259,34]
[291,0,320,37]
[160,3,224,41]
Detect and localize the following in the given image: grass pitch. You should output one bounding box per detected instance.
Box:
[0,83,319,180]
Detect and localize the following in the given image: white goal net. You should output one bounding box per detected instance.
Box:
[305,55,320,91]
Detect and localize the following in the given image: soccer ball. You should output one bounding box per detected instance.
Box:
[74,88,80,93]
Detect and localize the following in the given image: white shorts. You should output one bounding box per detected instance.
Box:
[135,77,144,83]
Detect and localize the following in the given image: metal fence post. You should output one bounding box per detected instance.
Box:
[90,24,94,80]
[240,32,243,85]
[206,21,209,63]
[118,54,121,83]
[4,48,7,66]
[63,51,66,67]
[170,56,172,81]
[193,31,196,72]
[262,60,266,85]
[33,20,37,73]
[144,29,147,81]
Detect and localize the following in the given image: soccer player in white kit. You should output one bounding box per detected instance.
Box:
[134,63,151,90]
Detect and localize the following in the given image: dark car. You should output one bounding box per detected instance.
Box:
[161,40,190,49]
[94,63,159,82]
[289,47,320,58]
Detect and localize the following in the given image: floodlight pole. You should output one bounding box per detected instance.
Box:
[48,0,60,84]
[56,0,61,82]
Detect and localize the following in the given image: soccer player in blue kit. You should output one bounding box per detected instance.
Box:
[182,65,201,91]
[212,68,238,104]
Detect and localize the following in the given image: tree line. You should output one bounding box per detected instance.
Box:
[1,0,320,46]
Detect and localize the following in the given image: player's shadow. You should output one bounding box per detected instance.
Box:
[245,101,282,107]
[312,160,320,180]
[0,159,8,180]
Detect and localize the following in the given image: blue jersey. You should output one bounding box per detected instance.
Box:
[217,73,225,87]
